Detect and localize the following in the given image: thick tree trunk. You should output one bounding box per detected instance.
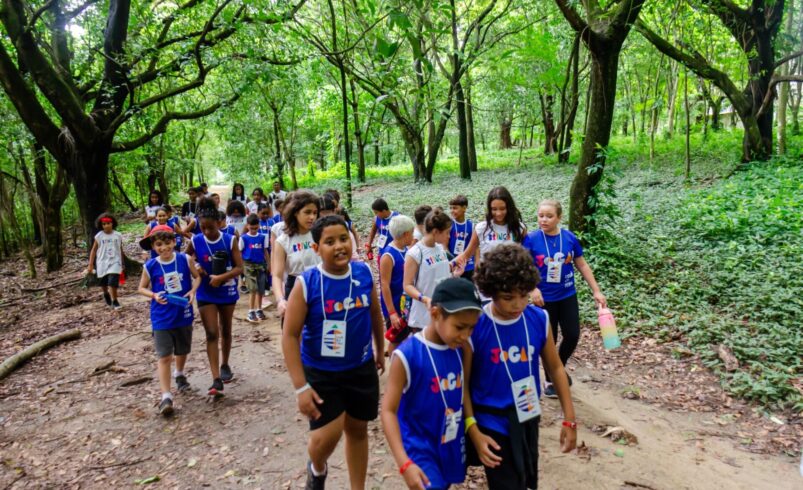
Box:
[569,48,620,233]
[539,93,557,154]
[349,78,366,184]
[271,108,285,189]
[465,74,478,172]
[499,117,513,149]
[455,80,470,179]
[665,62,679,138]
[746,31,775,160]
[71,145,112,247]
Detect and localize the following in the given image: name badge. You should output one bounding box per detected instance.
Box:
[441,408,462,444]
[163,271,182,294]
[546,258,562,283]
[511,375,540,423]
[454,239,465,255]
[376,233,388,249]
[321,319,347,357]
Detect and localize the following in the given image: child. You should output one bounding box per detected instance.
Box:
[523,199,607,397]
[449,195,475,282]
[457,186,526,270]
[412,205,431,245]
[268,181,287,215]
[381,277,482,489]
[464,244,577,489]
[258,204,273,235]
[181,187,199,220]
[143,207,181,258]
[165,206,183,251]
[87,213,125,310]
[185,198,244,395]
[319,194,359,261]
[281,215,385,490]
[226,200,247,234]
[230,182,248,204]
[379,215,415,352]
[269,198,286,253]
[403,208,465,332]
[240,214,270,323]
[145,190,163,222]
[218,211,238,238]
[137,225,201,416]
[324,188,360,248]
[211,193,225,213]
[365,198,398,262]
[247,187,265,216]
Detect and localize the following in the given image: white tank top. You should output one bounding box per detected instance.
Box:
[407,242,451,328]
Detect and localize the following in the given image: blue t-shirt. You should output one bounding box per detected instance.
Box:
[192,232,239,304]
[395,333,466,487]
[147,220,181,258]
[269,215,283,226]
[220,224,237,236]
[145,253,194,330]
[380,245,409,319]
[259,218,271,235]
[299,262,375,371]
[523,229,584,302]
[240,232,269,264]
[469,304,549,435]
[374,211,399,257]
[449,219,474,272]
[167,216,183,248]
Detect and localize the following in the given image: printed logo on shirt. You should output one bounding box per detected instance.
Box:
[158,273,185,285]
[535,252,574,267]
[292,241,313,253]
[430,371,463,393]
[490,345,536,364]
[486,231,510,241]
[515,384,537,412]
[248,242,264,250]
[322,326,345,351]
[324,293,370,314]
[424,254,448,266]
[453,230,470,240]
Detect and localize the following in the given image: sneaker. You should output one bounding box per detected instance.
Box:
[103,292,112,306]
[112,300,122,311]
[208,378,225,397]
[544,383,557,399]
[256,310,267,321]
[246,311,259,323]
[240,284,249,294]
[159,397,174,417]
[175,375,190,393]
[305,461,327,490]
[220,364,234,383]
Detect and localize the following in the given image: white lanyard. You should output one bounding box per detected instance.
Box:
[541,229,562,257]
[320,265,354,324]
[203,233,224,260]
[422,332,463,412]
[489,310,533,384]
[157,255,177,277]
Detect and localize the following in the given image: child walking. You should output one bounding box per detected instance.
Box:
[464,244,576,489]
[412,205,432,245]
[448,195,475,282]
[240,214,270,323]
[145,190,163,222]
[282,215,385,490]
[523,199,607,397]
[137,225,201,416]
[185,199,244,396]
[365,198,398,262]
[87,213,125,310]
[381,277,482,490]
[457,186,526,270]
[379,215,415,352]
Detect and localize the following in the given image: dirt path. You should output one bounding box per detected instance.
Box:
[1,286,799,490]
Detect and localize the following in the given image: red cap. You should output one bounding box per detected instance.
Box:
[139,224,176,250]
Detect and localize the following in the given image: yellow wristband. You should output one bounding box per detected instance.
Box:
[465,416,477,431]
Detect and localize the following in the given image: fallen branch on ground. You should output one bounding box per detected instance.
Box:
[119,376,151,387]
[20,277,83,293]
[0,329,82,381]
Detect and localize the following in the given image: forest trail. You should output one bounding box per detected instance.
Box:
[0,289,799,490]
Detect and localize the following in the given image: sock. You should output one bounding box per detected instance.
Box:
[310,462,327,477]
[161,392,172,401]
[173,370,184,378]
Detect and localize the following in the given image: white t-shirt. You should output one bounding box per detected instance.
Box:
[276,231,320,277]
[271,221,286,241]
[145,205,161,220]
[226,215,247,231]
[246,200,262,215]
[269,190,287,214]
[94,230,123,277]
[475,221,524,261]
[413,227,424,242]
[406,242,451,328]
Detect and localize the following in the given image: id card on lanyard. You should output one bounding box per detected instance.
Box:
[159,259,182,294]
[376,232,388,249]
[423,334,463,444]
[543,230,563,284]
[320,267,353,358]
[454,222,468,255]
[490,313,541,422]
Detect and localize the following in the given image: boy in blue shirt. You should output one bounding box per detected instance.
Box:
[282,215,385,490]
[137,225,201,417]
[448,195,475,282]
[365,198,399,262]
[240,214,270,323]
[382,277,483,489]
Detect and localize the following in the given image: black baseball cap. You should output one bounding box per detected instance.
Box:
[431,277,482,313]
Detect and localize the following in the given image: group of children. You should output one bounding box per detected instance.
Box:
[87,181,608,488]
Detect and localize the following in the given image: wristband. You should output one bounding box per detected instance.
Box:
[389,311,398,318]
[465,416,477,431]
[294,383,311,395]
[562,420,577,429]
[418,293,423,302]
[399,459,414,475]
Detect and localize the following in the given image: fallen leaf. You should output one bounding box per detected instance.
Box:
[134,475,160,485]
[187,458,197,468]
[600,426,638,445]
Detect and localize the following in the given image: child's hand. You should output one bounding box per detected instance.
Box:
[153,292,168,305]
[208,275,224,287]
[86,267,93,275]
[470,431,502,467]
[389,312,402,330]
[451,260,465,278]
[297,388,323,420]
[423,296,432,309]
[374,350,385,374]
[401,463,430,489]
[560,424,577,453]
[184,290,196,304]
[277,298,288,316]
[530,288,544,307]
[593,291,607,309]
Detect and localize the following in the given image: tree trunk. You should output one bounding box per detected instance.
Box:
[777,0,794,154]
[746,27,776,160]
[349,78,366,184]
[684,66,691,181]
[539,92,557,154]
[271,108,285,189]
[71,146,112,247]
[455,79,471,179]
[465,73,478,172]
[499,117,513,149]
[665,61,679,138]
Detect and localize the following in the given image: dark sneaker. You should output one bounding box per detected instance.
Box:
[256,310,267,321]
[544,383,557,399]
[246,311,259,323]
[175,375,190,393]
[305,461,327,490]
[103,292,112,306]
[112,300,122,311]
[220,364,234,383]
[159,397,174,417]
[208,378,225,397]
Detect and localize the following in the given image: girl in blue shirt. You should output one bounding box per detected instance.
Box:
[380,214,416,353]
[464,244,576,490]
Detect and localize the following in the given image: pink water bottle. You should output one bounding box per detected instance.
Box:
[598,306,621,350]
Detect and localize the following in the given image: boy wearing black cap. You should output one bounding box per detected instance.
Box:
[381,277,483,489]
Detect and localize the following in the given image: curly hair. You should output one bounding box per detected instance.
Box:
[474,244,539,297]
[226,199,246,217]
[283,190,319,236]
[94,212,118,229]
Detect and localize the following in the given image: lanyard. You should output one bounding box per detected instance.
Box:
[456,221,468,240]
[157,255,177,278]
[319,265,354,324]
[489,309,533,384]
[202,234,225,261]
[541,229,562,257]
[422,331,463,412]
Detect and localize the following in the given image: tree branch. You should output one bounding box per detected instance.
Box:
[775,49,803,69]
[553,0,588,33]
[756,74,803,117]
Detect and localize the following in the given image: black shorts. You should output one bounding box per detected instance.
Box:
[461,268,474,283]
[152,326,192,358]
[99,273,120,288]
[197,300,237,308]
[303,361,379,430]
[467,423,540,490]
